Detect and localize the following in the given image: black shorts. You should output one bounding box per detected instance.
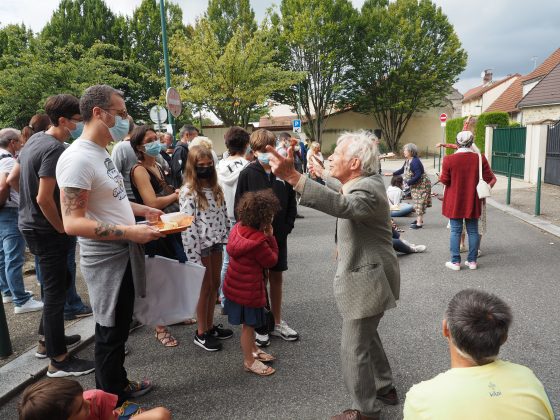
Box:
[271,238,288,272]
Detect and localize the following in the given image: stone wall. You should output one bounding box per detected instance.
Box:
[522,105,560,124]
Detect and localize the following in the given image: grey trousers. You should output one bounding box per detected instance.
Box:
[341,312,394,416]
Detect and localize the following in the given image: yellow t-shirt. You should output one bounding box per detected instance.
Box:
[403,360,554,420]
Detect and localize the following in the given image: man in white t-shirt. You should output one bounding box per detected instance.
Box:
[56,84,163,405]
[0,128,43,313]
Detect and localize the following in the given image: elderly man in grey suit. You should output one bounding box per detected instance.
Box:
[267,130,400,420]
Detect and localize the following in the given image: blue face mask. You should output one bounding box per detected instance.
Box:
[102,111,129,142]
[143,141,162,157]
[69,121,84,139]
[257,152,270,165]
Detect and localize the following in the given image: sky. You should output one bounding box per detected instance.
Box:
[1,0,560,94]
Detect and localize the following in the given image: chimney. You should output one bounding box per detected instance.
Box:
[482,69,493,85]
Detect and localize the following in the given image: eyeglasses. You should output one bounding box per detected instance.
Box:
[102,108,128,119]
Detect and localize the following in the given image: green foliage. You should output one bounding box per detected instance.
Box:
[444,116,466,154]
[171,17,304,128]
[206,0,257,50]
[474,112,509,151]
[342,0,467,152]
[509,121,521,128]
[271,0,358,143]
[40,0,123,49]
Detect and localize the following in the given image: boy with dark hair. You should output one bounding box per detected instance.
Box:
[234,129,298,347]
[403,289,554,419]
[11,93,93,377]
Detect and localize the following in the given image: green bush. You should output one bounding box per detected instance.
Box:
[509,121,521,128]
[474,112,510,152]
[445,117,466,155]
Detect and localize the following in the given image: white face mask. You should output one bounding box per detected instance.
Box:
[295,146,300,151]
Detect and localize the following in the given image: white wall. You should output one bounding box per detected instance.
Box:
[482,77,518,112]
[522,80,540,97]
[521,105,560,125]
[524,124,548,183]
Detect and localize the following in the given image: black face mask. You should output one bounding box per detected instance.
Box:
[196,166,214,179]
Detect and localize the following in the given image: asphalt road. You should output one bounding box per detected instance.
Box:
[1,180,559,419]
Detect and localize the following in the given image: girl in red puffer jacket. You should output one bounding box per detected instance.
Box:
[223,189,280,376]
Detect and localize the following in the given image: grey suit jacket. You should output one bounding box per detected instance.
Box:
[300,174,400,320]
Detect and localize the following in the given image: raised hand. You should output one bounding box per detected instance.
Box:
[265,145,302,186]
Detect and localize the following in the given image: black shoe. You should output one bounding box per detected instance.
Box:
[64,305,93,320]
[194,331,222,352]
[35,335,81,359]
[208,324,233,340]
[376,387,399,406]
[47,355,95,378]
[409,224,422,229]
[295,214,305,219]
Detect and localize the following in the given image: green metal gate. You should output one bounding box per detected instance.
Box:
[491,127,526,178]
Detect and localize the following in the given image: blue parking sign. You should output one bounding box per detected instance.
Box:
[292,119,301,133]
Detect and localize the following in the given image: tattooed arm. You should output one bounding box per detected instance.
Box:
[60,187,163,243]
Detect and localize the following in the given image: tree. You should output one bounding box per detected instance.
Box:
[171,18,304,128]
[127,0,188,116]
[271,0,358,143]
[206,0,257,50]
[343,0,467,151]
[40,0,123,50]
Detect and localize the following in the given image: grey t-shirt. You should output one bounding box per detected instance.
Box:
[0,148,18,207]
[111,140,137,201]
[17,131,65,232]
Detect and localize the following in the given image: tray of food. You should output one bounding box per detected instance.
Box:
[156,213,193,234]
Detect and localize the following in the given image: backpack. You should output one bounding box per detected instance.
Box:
[170,143,189,188]
[0,154,12,208]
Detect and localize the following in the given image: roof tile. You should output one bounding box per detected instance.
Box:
[522,48,560,83]
[462,74,519,103]
[486,77,523,113]
[518,62,560,108]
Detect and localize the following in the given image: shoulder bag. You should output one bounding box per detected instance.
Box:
[476,153,491,199]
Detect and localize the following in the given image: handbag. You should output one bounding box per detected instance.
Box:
[476,153,492,199]
[134,255,205,326]
[255,269,275,335]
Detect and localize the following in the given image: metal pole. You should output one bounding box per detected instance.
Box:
[535,167,542,215]
[159,0,175,138]
[433,149,436,168]
[0,299,13,359]
[438,125,444,172]
[506,160,512,205]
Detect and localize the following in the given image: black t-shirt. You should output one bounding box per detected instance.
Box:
[17,132,66,232]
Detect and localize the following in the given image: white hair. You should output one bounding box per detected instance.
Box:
[190,136,213,150]
[337,130,379,176]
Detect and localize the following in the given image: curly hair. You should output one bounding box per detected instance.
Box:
[236,190,280,230]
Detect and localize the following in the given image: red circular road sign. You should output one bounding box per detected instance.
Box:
[166,88,182,117]
[439,113,448,123]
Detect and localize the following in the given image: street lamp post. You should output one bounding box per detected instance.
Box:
[159,0,175,138]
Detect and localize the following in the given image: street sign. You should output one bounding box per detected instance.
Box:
[149,105,167,124]
[441,122,447,127]
[166,88,182,117]
[292,119,301,133]
[439,113,448,123]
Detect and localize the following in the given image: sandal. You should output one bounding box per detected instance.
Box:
[244,359,275,376]
[155,329,178,347]
[252,349,275,362]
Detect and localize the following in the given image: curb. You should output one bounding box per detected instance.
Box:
[486,198,560,239]
[0,316,95,405]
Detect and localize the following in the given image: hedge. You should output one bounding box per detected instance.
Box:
[444,112,510,154]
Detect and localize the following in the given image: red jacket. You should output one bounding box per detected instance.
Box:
[440,152,495,219]
[223,224,279,308]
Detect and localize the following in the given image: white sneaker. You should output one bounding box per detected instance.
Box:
[255,333,270,347]
[3,290,33,304]
[464,261,477,270]
[412,245,426,253]
[14,298,44,314]
[270,320,299,341]
[445,261,461,271]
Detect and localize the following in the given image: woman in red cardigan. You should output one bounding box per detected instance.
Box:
[223,189,280,376]
[439,131,496,271]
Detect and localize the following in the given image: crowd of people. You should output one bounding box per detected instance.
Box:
[0,85,553,419]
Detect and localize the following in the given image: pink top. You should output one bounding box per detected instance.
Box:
[83,389,118,420]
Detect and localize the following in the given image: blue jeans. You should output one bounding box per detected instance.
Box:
[35,236,86,314]
[449,218,479,264]
[390,203,414,217]
[0,208,31,306]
